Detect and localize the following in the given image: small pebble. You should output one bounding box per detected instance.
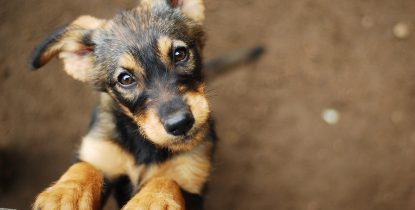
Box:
[393,22,410,39]
[322,108,340,125]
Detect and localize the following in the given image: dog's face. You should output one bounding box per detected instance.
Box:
[31,0,210,152]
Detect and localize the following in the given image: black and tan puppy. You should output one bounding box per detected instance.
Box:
[31,0,215,209]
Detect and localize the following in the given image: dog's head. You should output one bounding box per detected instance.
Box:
[31,0,209,152]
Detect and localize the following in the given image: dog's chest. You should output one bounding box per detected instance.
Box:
[79,137,212,194]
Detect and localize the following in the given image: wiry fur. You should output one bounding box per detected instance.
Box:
[31,1,216,209]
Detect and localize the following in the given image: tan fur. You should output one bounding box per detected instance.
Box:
[72,15,105,29]
[59,46,95,82]
[142,141,213,194]
[33,162,103,210]
[38,42,64,68]
[140,0,165,9]
[172,39,187,49]
[122,177,185,210]
[137,108,173,147]
[157,36,173,66]
[179,0,205,24]
[183,89,210,132]
[119,53,144,75]
[79,137,143,186]
[58,16,105,82]
[40,15,106,82]
[140,0,205,24]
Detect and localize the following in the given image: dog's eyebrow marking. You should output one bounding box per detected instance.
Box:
[157,37,190,67]
[119,53,144,75]
[172,40,187,48]
[157,36,173,66]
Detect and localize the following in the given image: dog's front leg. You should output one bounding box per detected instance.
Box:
[122,177,185,210]
[33,162,103,210]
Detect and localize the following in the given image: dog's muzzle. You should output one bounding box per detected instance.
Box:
[159,97,195,136]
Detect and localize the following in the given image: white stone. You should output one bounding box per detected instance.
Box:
[393,22,410,39]
[322,109,340,125]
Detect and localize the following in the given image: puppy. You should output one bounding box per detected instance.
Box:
[31,0,216,209]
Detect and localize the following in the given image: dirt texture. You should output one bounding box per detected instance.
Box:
[1,0,415,210]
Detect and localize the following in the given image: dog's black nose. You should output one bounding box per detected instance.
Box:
[164,111,195,136]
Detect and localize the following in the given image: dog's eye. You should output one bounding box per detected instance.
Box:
[117,72,136,87]
[173,47,188,63]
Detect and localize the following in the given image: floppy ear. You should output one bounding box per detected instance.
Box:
[31,15,105,82]
[141,0,205,24]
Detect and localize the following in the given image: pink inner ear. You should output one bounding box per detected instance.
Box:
[74,47,93,56]
[170,0,183,8]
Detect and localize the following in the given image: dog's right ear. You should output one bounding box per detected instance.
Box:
[141,0,205,25]
[31,15,106,82]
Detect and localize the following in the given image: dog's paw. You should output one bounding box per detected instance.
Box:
[33,162,103,210]
[33,182,95,210]
[122,177,185,210]
[122,192,183,210]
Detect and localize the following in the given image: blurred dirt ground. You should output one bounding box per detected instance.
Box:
[1,0,415,209]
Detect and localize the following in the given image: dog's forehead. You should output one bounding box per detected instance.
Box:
[106,8,185,40]
[94,8,189,56]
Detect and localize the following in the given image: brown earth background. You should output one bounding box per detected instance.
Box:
[1,0,415,209]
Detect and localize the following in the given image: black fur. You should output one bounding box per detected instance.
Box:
[181,189,204,210]
[113,175,134,208]
[100,177,114,209]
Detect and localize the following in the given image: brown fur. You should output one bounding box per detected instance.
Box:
[118,54,145,76]
[33,162,103,210]
[122,177,185,210]
[157,36,173,66]
[143,141,213,194]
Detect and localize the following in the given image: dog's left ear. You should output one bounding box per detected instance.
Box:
[142,0,205,24]
[31,15,105,82]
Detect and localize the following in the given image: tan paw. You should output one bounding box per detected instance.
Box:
[33,162,103,210]
[122,177,185,210]
[33,182,96,210]
[122,192,183,210]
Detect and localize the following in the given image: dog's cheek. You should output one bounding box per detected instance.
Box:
[136,108,174,146]
[184,91,210,130]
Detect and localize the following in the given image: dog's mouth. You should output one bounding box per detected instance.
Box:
[170,124,201,142]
